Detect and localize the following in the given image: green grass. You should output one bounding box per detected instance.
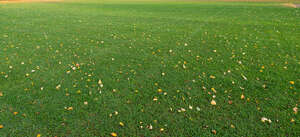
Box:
[0,0,299,136]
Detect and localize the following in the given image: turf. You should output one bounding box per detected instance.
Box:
[0,0,299,136]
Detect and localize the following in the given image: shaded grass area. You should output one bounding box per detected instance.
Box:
[0,0,299,136]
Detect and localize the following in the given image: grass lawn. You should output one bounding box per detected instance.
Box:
[0,0,299,136]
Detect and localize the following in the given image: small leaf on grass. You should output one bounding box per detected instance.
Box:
[241,94,245,100]
[211,100,216,105]
[293,106,298,114]
[111,132,117,137]
[261,117,272,123]
[211,129,217,134]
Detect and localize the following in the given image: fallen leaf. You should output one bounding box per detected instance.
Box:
[111,132,117,137]
[211,100,216,105]
[209,75,216,79]
[293,107,298,114]
[261,117,272,123]
[211,88,217,93]
[241,94,245,99]
[67,107,73,111]
[291,118,295,122]
[211,129,217,134]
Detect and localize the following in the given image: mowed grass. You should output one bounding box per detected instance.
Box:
[0,0,299,136]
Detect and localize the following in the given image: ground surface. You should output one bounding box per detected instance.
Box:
[0,0,299,136]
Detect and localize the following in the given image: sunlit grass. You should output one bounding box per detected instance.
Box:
[0,0,299,136]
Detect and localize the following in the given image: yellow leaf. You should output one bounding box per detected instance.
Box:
[211,88,217,93]
[111,132,117,137]
[241,94,245,99]
[291,118,295,122]
[209,75,216,79]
